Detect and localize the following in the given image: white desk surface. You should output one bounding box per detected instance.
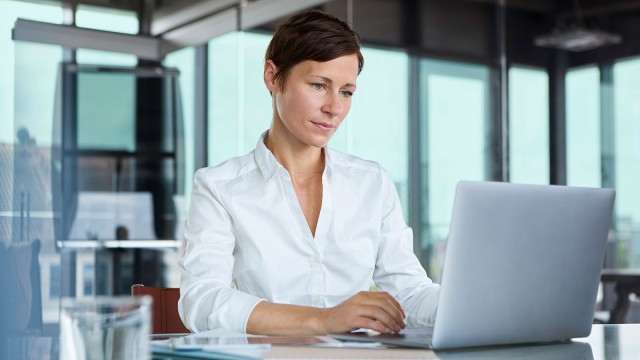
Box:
[264,324,640,360]
[2,323,638,359]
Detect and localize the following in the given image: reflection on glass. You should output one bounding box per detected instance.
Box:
[420,59,490,280]
[509,66,549,185]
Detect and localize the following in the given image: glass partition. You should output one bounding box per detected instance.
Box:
[11,40,63,333]
[54,64,183,300]
[9,49,185,343]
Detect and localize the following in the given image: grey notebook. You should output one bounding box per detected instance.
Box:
[332,181,615,350]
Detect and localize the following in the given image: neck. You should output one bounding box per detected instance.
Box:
[265,128,325,181]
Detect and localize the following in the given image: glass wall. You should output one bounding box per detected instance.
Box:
[613,57,640,269]
[208,32,272,167]
[5,2,640,348]
[508,66,549,185]
[566,66,601,188]
[164,47,196,239]
[334,48,409,212]
[419,59,490,280]
[565,58,640,270]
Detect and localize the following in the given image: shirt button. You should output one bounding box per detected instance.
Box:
[312,296,322,306]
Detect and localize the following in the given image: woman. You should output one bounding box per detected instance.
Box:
[178,9,439,335]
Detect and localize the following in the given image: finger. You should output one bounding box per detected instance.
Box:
[358,305,403,333]
[361,293,405,328]
[385,298,406,328]
[358,319,391,335]
[361,292,404,316]
[375,292,405,318]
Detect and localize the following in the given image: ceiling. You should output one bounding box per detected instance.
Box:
[14,0,640,66]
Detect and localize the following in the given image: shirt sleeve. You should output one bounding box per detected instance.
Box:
[178,168,265,333]
[372,165,440,328]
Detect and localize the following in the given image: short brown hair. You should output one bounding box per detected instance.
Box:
[265,10,364,88]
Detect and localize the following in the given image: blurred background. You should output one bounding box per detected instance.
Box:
[1,0,640,342]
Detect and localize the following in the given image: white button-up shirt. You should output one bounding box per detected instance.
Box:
[178,132,439,333]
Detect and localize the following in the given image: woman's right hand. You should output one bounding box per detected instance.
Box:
[314,291,406,334]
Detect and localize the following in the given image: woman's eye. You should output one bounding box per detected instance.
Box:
[340,90,353,98]
[312,83,325,90]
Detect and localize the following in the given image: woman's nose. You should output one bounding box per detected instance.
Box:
[322,93,342,117]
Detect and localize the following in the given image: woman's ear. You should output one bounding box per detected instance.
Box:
[264,60,278,94]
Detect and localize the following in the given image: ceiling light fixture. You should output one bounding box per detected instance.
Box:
[533,0,622,52]
[534,28,622,52]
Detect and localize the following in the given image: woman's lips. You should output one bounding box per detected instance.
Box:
[312,121,334,132]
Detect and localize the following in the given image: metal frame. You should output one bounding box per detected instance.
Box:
[549,50,568,185]
[152,0,239,36]
[12,18,164,61]
[57,240,182,250]
[194,44,209,170]
[408,55,423,267]
[161,7,238,56]
[240,0,330,29]
[12,0,332,61]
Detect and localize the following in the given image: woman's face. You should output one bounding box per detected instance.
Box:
[266,54,359,148]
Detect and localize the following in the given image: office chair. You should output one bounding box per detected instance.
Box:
[131,284,190,334]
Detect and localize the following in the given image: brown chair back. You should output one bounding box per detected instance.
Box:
[131,284,190,334]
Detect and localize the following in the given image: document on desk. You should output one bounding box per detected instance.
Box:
[151,328,385,359]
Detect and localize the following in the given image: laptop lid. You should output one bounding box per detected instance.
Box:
[431,181,615,349]
[330,181,614,350]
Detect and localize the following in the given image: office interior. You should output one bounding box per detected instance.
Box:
[1,0,640,341]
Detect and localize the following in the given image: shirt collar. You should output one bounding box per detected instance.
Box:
[255,131,280,181]
[254,130,334,181]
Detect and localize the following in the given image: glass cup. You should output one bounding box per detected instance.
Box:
[60,296,152,360]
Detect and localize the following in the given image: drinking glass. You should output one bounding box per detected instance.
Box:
[60,296,152,360]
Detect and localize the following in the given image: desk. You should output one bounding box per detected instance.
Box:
[264,324,640,359]
[3,324,639,359]
[601,268,640,323]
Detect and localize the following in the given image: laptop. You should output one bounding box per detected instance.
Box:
[331,181,615,350]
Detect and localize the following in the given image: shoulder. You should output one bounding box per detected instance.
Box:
[327,148,389,179]
[194,151,258,184]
